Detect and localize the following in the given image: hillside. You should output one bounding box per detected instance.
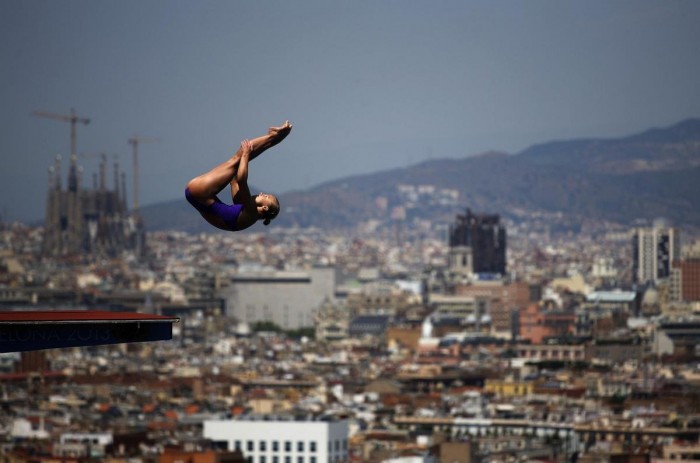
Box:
[142,118,700,231]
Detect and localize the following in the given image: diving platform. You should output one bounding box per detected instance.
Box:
[0,310,179,352]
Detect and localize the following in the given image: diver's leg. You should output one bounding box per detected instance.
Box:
[235,120,292,163]
[186,153,240,205]
[186,122,291,204]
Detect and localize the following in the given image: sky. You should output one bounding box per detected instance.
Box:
[2,0,700,223]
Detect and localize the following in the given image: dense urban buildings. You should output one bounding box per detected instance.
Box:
[1,182,700,463]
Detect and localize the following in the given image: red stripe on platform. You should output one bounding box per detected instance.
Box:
[0,310,178,323]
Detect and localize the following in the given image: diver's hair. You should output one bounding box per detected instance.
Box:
[263,198,280,226]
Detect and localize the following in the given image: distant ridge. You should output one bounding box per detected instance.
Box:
[142,118,700,231]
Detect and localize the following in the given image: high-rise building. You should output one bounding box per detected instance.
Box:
[44,154,145,258]
[671,258,700,302]
[448,209,506,276]
[631,223,679,285]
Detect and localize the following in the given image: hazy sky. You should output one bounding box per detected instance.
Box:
[2,1,699,222]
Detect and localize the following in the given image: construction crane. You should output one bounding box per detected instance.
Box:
[128,135,159,212]
[33,108,90,156]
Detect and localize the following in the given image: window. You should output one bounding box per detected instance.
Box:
[260,457,266,463]
[260,441,267,451]
[310,458,316,463]
[273,441,279,452]
[310,442,316,453]
[247,441,254,452]
[297,458,304,463]
[298,442,305,452]
[235,441,242,451]
[285,441,292,452]
[335,441,340,451]
[285,458,291,463]
[273,458,278,463]
[343,440,347,450]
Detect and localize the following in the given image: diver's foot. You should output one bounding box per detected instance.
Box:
[268,120,292,143]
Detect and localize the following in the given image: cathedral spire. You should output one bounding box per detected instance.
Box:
[54,155,62,190]
[68,154,79,192]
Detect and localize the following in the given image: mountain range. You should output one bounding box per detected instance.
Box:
[142,118,700,232]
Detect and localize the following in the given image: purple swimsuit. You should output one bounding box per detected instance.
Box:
[185,188,243,231]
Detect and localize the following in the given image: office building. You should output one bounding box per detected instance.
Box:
[203,416,349,463]
[448,209,506,277]
[671,258,700,302]
[631,224,679,285]
[219,268,335,329]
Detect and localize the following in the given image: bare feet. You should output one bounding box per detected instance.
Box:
[268,120,293,144]
[234,121,292,163]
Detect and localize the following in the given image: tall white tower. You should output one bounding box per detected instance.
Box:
[632,222,680,285]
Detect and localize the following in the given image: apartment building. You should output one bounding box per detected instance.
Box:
[203,416,349,463]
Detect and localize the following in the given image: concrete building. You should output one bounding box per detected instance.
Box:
[518,303,575,344]
[219,268,335,329]
[632,224,680,285]
[344,280,415,317]
[203,416,349,463]
[448,208,507,277]
[581,290,638,316]
[314,299,349,341]
[671,258,700,302]
[484,378,535,397]
[453,281,535,335]
[428,294,486,322]
[586,338,645,364]
[515,343,585,363]
[349,314,392,337]
[55,432,113,458]
[387,324,423,352]
[653,319,700,359]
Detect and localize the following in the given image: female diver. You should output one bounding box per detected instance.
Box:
[185,121,292,231]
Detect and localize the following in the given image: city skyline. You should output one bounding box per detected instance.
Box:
[2,208,700,462]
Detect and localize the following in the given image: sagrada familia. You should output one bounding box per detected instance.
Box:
[43,153,145,258]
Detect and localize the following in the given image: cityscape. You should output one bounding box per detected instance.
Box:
[1,150,699,463]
